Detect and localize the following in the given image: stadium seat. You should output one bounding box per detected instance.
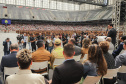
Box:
[53,58,65,68]
[117,65,126,84]
[83,54,88,61]
[73,55,81,61]
[31,61,48,76]
[4,67,19,80]
[102,67,121,84]
[83,76,101,84]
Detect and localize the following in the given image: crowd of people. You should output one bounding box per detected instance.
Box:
[1,24,126,84]
[0,24,108,31]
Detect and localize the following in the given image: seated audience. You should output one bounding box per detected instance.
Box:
[32,40,51,73]
[112,36,126,58]
[99,41,115,69]
[81,38,91,59]
[50,39,64,68]
[1,44,19,72]
[106,37,114,50]
[49,44,84,84]
[6,49,45,84]
[115,40,126,82]
[68,38,81,56]
[83,44,107,79]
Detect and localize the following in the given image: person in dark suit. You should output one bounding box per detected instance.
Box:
[107,24,117,46]
[68,38,81,56]
[30,34,37,51]
[49,44,84,84]
[37,33,44,40]
[112,36,126,58]
[1,44,19,72]
[1,44,19,79]
[3,38,11,55]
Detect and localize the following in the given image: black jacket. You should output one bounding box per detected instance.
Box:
[3,41,11,52]
[107,28,117,46]
[52,59,84,84]
[1,51,18,72]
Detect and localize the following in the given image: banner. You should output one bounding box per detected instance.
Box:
[1,19,11,25]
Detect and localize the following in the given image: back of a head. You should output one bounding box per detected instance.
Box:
[82,38,91,48]
[10,44,19,50]
[121,36,126,41]
[88,44,107,76]
[109,24,113,27]
[64,44,74,57]
[16,49,32,69]
[99,41,109,53]
[106,37,111,42]
[37,40,43,48]
[69,38,75,45]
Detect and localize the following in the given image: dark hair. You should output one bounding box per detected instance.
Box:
[82,38,91,48]
[70,39,76,45]
[99,41,109,53]
[17,49,32,69]
[109,24,113,27]
[6,38,9,40]
[64,44,74,57]
[121,36,126,41]
[87,44,107,76]
[10,44,19,50]
[37,40,43,48]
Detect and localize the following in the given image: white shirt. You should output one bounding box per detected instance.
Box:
[23,36,28,42]
[7,42,10,51]
[6,70,45,84]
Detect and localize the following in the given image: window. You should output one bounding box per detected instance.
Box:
[50,1,56,9]
[35,0,42,7]
[43,0,49,8]
[16,0,25,6]
[6,0,15,4]
[62,2,68,10]
[0,0,5,3]
[57,1,62,10]
[26,0,33,6]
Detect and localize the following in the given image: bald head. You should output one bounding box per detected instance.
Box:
[106,37,112,42]
[10,44,19,51]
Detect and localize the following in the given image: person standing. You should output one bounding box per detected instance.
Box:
[23,33,28,49]
[30,34,37,52]
[47,36,53,53]
[27,34,31,50]
[107,24,117,46]
[3,38,11,55]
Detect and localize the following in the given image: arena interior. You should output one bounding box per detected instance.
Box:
[0,0,126,84]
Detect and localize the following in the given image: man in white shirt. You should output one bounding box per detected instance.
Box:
[23,33,28,49]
